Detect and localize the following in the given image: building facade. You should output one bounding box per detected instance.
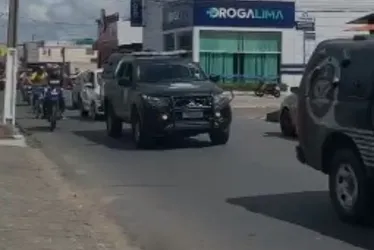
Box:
[20,40,97,72]
[94,9,143,68]
[142,0,370,87]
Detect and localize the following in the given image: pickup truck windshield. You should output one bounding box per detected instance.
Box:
[137,62,208,83]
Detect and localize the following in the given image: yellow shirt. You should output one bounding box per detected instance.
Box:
[30,72,48,85]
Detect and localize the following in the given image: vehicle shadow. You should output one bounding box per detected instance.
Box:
[263,131,297,141]
[226,191,374,249]
[72,129,212,151]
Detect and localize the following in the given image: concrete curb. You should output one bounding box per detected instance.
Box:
[265,109,280,123]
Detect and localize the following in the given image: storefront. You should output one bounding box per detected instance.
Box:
[161,0,295,84]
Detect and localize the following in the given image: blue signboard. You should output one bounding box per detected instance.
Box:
[193,1,295,28]
[130,0,143,27]
[163,2,193,30]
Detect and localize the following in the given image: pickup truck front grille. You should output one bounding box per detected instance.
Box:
[173,96,212,109]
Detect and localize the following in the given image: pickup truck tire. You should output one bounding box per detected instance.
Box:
[280,109,296,137]
[329,148,373,224]
[106,104,122,138]
[209,127,230,145]
[131,112,153,149]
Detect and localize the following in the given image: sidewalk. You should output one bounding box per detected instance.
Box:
[0,146,137,250]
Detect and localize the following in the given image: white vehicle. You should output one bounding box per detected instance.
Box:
[72,70,89,109]
[279,87,298,137]
[79,68,104,119]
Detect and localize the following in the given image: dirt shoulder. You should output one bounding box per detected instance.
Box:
[0,146,138,250]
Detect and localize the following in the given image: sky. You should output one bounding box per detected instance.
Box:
[0,0,130,42]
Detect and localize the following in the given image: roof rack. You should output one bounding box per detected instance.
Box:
[131,50,188,57]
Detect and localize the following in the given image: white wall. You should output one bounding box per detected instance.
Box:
[118,20,143,45]
[142,0,164,50]
[38,46,97,63]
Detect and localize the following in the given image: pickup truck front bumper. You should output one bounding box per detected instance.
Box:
[142,105,231,137]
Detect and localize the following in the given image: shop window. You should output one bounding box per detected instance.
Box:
[164,34,175,51]
[199,31,281,83]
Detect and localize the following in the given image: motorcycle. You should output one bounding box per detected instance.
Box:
[254,81,281,98]
[32,86,45,118]
[45,80,62,131]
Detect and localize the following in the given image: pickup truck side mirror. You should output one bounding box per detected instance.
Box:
[209,74,220,83]
[118,77,131,86]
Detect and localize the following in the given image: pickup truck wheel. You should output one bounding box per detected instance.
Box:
[131,114,153,149]
[106,105,122,138]
[329,148,373,224]
[209,127,230,145]
[280,109,296,137]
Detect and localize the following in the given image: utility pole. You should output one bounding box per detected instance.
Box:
[60,47,65,79]
[2,0,19,125]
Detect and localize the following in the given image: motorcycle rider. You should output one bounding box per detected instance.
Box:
[44,70,66,119]
[29,66,48,116]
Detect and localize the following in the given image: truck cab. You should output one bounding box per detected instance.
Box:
[103,50,233,148]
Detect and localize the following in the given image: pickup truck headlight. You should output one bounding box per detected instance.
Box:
[142,94,169,107]
[213,91,234,107]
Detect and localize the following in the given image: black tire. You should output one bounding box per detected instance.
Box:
[209,127,230,145]
[50,104,57,131]
[280,109,296,137]
[106,103,122,138]
[79,98,88,118]
[88,102,97,120]
[131,112,153,149]
[329,148,372,224]
[273,90,281,98]
[255,90,264,97]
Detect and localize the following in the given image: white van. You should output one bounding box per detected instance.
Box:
[79,68,104,119]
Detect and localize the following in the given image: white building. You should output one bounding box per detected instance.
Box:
[142,0,371,87]
[29,41,98,72]
[118,20,143,46]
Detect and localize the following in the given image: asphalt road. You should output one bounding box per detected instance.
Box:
[15,103,374,250]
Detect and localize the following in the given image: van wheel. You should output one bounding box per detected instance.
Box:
[131,112,153,149]
[88,102,97,120]
[209,127,230,145]
[106,104,122,138]
[329,148,372,224]
[79,97,88,117]
[280,109,296,137]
